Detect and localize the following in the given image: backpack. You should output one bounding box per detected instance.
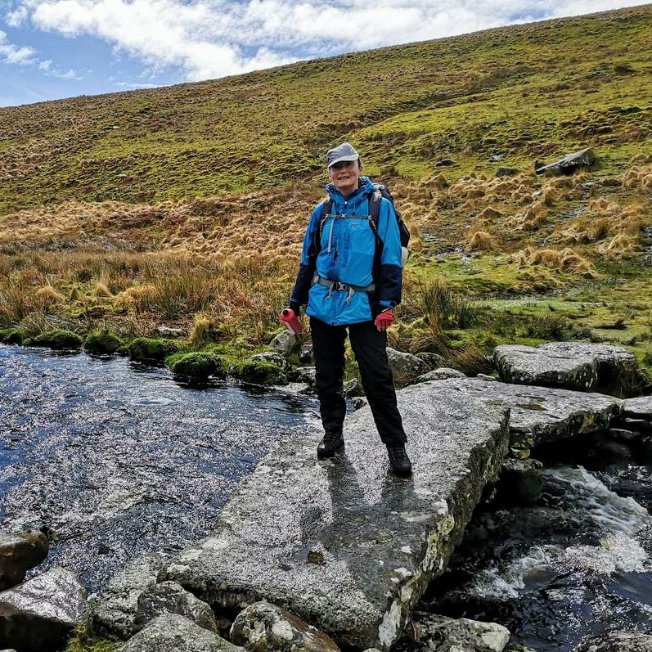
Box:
[315,184,410,264]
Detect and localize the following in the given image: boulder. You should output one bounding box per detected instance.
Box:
[249,352,290,372]
[231,601,340,652]
[416,368,466,383]
[269,331,297,354]
[386,348,429,385]
[410,613,510,652]
[572,630,652,651]
[156,326,185,338]
[352,397,368,410]
[299,345,314,364]
[495,458,543,506]
[293,367,317,387]
[121,613,243,652]
[89,553,168,640]
[417,377,621,450]
[235,359,288,385]
[134,581,218,633]
[161,382,510,650]
[623,396,652,420]
[0,530,49,590]
[415,352,445,370]
[0,567,87,652]
[494,342,648,397]
[534,147,596,176]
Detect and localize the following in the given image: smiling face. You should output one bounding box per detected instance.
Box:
[329,159,360,198]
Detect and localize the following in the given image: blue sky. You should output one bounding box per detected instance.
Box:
[0,0,648,107]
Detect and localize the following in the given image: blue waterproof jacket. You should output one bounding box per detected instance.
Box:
[290,176,403,326]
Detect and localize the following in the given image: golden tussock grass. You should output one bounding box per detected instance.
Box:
[598,233,640,259]
[467,230,496,251]
[515,246,598,277]
[623,164,652,191]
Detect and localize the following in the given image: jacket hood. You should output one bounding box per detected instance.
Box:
[325,176,375,203]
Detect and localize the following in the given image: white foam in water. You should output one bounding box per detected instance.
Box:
[465,466,652,599]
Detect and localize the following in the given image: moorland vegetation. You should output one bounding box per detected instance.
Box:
[0,5,650,378]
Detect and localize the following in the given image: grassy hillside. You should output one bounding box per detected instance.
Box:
[0,5,650,375]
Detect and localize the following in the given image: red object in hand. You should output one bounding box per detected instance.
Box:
[375,309,394,331]
[280,308,303,334]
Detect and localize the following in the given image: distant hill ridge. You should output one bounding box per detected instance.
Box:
[0,4,650,215]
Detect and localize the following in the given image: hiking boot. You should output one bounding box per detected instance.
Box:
[317,430,344,459]
[387,444,412,477]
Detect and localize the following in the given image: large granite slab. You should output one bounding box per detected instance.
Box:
[494,342,648,397]
[420,377,622,450]
[161,383,510,650]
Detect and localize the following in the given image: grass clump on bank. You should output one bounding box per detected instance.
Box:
[165,351,226,380]
[24,329,83,349]
[121,337,180,364]
[84,330,123,354]
[0,327,25,344]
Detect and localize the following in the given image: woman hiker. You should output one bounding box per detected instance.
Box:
[286,142,412,477]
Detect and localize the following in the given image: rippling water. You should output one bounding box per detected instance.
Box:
[0,345,319,592]
[422,466,652,651]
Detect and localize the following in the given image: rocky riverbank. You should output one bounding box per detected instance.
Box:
[0,340,651,651]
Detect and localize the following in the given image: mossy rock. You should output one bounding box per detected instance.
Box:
[233,359,288,385]
[25,329,83,350]
[0,328,25,344]
[121,337,181,364]
[165,351,226,380]
[84,330,123,354]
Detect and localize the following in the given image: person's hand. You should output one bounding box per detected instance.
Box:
[375,308,394,331]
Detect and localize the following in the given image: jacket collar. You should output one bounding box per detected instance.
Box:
[325,176,375,206]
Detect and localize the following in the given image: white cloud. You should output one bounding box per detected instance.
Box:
[0,28,37,64]
[4,0,650,82]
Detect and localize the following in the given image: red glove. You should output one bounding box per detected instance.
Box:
[375,308,394,332]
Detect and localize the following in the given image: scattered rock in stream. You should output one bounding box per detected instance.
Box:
[121,613,243,652]
[134,580,219,634]
[89,553,168,640]
[231,601,341,652]
[494,342,649,397]
[0,530,49,590]
[0,567,87,652]
[403,612,511,652]
[161,382,510,650]
[572,630,652,651]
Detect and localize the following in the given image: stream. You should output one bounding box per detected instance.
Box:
[1,344,652,650]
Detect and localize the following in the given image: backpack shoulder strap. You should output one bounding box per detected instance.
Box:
[314,199,333,254]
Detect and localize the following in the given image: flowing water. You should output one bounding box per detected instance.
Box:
[2,345,652,649]
[0,344,318,593]
[422,465,652,650]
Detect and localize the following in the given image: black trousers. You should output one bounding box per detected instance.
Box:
[310,317,407,446]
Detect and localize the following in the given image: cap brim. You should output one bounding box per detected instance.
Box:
[328,155,359,169]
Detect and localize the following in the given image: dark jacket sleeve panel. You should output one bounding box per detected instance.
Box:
[376,197,403,308]
[377,263,402,307]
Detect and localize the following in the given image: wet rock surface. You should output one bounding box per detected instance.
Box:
[134,580,219,634]
[417,377,621,450]
[162,382,510,650]
[0,566,87,652]
[0,530,48,590]
[494,342,647,397]
[405,612,510,652]
[231,601,341,652]
[121,613,243,652]
[572,630,652,651]
[90,553,168,639]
